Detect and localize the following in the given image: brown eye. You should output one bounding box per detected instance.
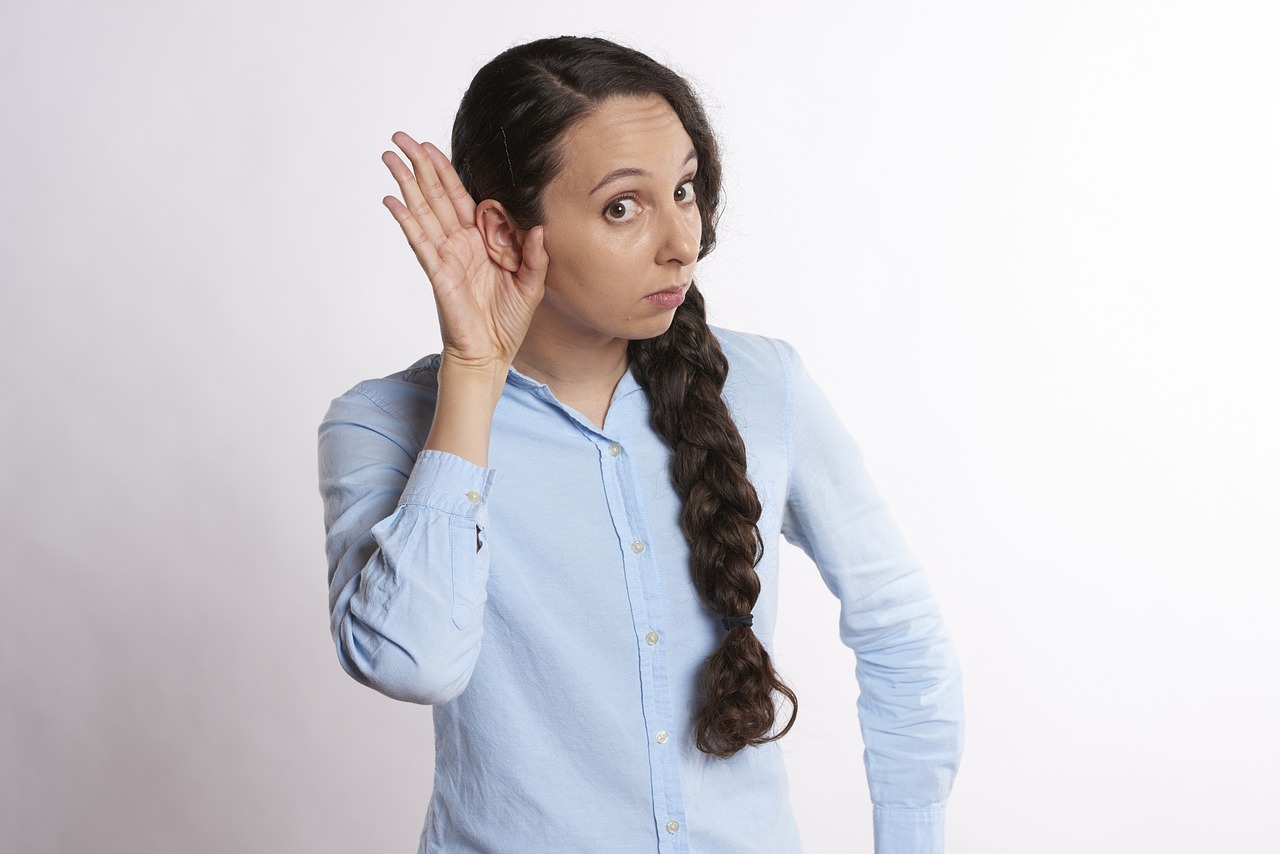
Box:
[674,180,696,203]
[604,197,639,221]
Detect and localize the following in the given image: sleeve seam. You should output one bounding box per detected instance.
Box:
[350,384,421,445]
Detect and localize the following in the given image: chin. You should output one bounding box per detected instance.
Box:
[625,314,680,342]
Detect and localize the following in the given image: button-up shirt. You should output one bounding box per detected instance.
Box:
[318,328,963,853]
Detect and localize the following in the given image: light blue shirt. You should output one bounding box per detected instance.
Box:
[318,328,963,853]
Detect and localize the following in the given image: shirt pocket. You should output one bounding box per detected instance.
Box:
[448,516,487,630]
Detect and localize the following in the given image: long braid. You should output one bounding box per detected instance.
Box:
[629,285,798,757]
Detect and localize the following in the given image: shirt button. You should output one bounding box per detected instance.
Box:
[645,631,659,646]
[631,540,645,554]
[465,490,481,503]
[608,443,622,457]
[666,820,680,834]
[655,730,669,744]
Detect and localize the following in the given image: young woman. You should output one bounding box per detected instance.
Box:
[319,36,963,854]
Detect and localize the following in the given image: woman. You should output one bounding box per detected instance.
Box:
[319,36,962,854]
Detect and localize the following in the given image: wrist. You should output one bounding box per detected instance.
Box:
[437,355,509,405]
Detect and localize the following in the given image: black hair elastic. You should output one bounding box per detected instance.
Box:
[721,614,754,631]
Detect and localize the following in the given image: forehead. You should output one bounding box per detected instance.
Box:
[552,94,694,190]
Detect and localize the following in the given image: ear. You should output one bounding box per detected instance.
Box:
[475,201,525,273]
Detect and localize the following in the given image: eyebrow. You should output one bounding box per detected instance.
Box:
[587,149,698,196]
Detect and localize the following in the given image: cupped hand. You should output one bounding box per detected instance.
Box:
[381,133,547,376]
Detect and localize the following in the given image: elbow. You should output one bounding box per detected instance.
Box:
[334,622,478,706]
[364,657,475,706]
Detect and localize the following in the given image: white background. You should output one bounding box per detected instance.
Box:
[2,1,1277,852]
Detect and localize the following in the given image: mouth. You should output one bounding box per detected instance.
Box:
[644,282,690,310]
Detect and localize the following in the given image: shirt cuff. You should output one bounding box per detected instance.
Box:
[873,805,947,854]
[398,449,496,518]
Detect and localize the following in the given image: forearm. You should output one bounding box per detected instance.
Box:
[327,450,496,704]
[771,336,964,850]
[423,359,507,467]
[852,582,964,805]
[321,377,499,704]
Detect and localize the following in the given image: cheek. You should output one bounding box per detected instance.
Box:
[687,207,705,249]
[542,235,625,297]
[587,229,652,274]
[541,228,597,286]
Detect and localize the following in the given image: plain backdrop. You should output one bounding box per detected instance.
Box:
[2,1,1278,852]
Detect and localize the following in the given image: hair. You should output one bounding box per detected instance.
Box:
[452,35,796,757]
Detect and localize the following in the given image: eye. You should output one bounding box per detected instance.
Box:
[674,180,697,204]
[604,196,641,222]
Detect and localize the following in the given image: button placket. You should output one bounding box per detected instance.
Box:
[598,429,687,851]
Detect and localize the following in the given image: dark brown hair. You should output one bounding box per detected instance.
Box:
[452,35,796,757]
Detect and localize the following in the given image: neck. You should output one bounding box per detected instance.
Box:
[513,326,631,428]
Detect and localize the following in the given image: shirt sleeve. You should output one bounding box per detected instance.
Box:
[773,340,964,854]
[318,385,496,705]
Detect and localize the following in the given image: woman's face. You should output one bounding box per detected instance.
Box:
[530,94,702,347]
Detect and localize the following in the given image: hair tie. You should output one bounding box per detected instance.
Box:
[721,613,753,631]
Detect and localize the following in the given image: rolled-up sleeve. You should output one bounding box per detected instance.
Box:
[319,386,495,705]
[773,340,964,853]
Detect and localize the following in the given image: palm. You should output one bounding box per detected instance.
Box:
[382,134,547,370]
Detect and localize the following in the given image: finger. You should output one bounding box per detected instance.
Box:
[420,141,477,227]
[382,194,441,277]
[382,149,447,248]
[392,132,463,235]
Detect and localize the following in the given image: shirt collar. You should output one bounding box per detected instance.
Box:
[504,361,645,439]
[504,362,644,403]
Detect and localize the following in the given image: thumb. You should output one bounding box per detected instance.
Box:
[514,226,548,294]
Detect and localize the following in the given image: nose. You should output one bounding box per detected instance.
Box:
[658,203,701,267]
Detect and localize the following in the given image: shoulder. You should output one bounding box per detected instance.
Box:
[320,354,444,453]
[710,326,803,392]
[709,327,803,484]
[710,328,806,445]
